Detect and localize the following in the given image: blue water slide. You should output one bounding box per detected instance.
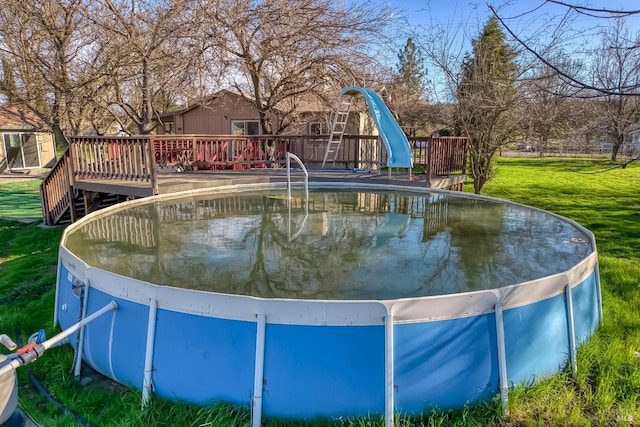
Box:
[341,86,413,169]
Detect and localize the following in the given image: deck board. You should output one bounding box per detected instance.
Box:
[74,178,155,198]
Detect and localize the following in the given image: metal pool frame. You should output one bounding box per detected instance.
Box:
[54,183,602,426]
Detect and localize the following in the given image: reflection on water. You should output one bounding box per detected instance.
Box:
[65,190,593,300]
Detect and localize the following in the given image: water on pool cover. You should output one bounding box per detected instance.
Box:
[64,189,592,300]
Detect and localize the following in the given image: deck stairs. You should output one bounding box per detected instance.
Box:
[322,96,352,168]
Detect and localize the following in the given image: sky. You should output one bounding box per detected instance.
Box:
[372,0,640,100]
[384,0,640,35]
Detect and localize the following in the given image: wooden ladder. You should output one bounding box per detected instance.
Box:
[322,96,352,168]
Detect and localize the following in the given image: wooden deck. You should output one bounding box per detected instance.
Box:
[40,135,468,225]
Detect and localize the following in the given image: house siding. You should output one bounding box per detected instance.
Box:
[178,93,261,135]
[38,132,56,167]
[157,90,375,137]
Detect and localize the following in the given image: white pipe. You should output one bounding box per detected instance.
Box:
[0,301,118,378]
[384,314,394,427]
[142,298,158,408]
[494,302,509,416]
[43,301,118,351]
[252,314,266,427]
[73,281,90,378]
[0,358,21,378]
[0,335,16,351]
[565,285,577,375]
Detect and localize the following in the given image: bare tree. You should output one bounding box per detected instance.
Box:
[590,20,640,160]
[518,62,577,154]
[190,0,393,135]
[489,1,640,97]
[0,0,94,145]
[86,0,201,135]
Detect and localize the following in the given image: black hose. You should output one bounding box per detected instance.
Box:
[26,370,96,427]
[15,331,97,427]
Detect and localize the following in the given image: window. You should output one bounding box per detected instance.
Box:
[231,120,261,135]
[308,122,328,135]
[164,122,175,134]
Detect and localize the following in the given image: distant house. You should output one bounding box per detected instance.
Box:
[0,106,56,173]
[593,127,640,156]
[627,124,640,156]
[154,90,371,136]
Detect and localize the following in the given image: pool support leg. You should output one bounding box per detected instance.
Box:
[142,298,158,408]
[384,314,394,427]
[73,281,90,378]
[53,261,63,327]
[494,302,509,416]
[252,314,266,427]
[565,285,577,375]
[596,262,603,324]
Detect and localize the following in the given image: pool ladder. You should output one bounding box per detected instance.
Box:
[285,152,309,243]
[285,152,308,201]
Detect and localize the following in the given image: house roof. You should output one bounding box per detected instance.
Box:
[0,105,47,131]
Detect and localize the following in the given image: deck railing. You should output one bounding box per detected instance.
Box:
[40,147,76,225]
[151,134,468,172]
[151,134,384,170]
[70,136,157,189]
[426,137,468,185]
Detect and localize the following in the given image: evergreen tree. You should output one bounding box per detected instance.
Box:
[396,37,427,96]
[456,17,518,194]
[389,37,429,136]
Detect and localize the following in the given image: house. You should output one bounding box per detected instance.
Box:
[627,124,640,156]
[0,106,56,173]
[154,90,372,137]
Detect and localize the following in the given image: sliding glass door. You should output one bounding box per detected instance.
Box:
[3,133,41,169]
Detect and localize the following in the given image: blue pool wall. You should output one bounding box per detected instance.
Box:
[54,183,602,420]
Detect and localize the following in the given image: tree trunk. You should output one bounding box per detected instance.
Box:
[52,124,69,156]
[611,135,623,161]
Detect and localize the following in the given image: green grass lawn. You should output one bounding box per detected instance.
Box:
[0,180,43,221]
[0,157,639,426]
[478,157,640,426]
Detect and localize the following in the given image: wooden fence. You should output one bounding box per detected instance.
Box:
[426,137,468,185]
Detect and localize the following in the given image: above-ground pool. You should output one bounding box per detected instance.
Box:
[55,182,601,424]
